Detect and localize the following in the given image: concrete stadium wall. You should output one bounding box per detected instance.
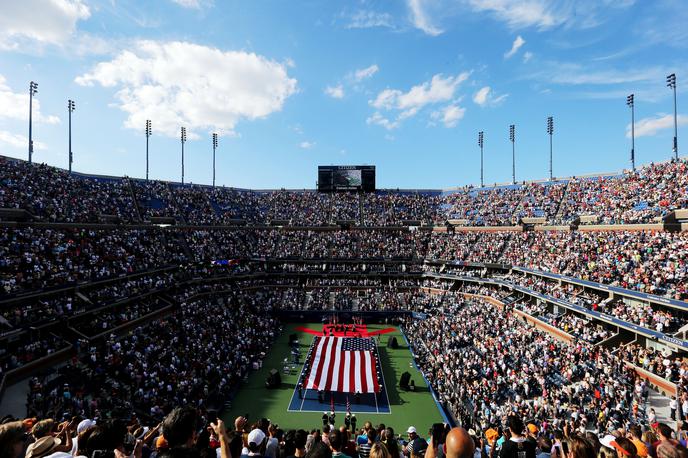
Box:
[624,362,678,398]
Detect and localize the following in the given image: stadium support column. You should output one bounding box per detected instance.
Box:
[28,81,38,163]
[667,74,678,158]
[509,124,516,184]
[145,120,152,181]
[547,117,554,181]
[181,127,187,185]
[626,94,635,171]
[68,99,75,174]
[212,133,218,187]
[478,131,484,187]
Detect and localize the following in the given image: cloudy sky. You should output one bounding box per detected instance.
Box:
[0,0,686,188]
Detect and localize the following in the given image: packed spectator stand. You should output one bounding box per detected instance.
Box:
[4,154,688,458]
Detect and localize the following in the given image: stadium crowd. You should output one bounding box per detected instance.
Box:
[4,155,688,458]
[3,156,688,226]
[403,297,645,432]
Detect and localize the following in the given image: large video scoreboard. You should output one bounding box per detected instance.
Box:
[318,165,375,192]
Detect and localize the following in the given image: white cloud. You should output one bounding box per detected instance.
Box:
[366,112,400,131]
[75,41,297,138]
[467,0,636,30]
[171,0,210,8]
[0,130,47,150]
[371,73,469,111]
[523,51,534,62]
[504,35,525,58]
[407,0,443,36]
[0,75,60,124]
[368,72,469,129]
[528,62,673,86]
[299,141,316,149]
[353,65,379,82]
[473,86,491,105]
[627,114,688,138]
[0,0,90,50]
[325,85,345,99]
[472,85,508,107]
[468,0,561,29]
[431,104,466,127]
[343,10,394,29]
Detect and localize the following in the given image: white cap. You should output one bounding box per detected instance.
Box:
[248,429,266,447]
[77,419,97,434]
[407,426,417,434]
[599,435,616,449]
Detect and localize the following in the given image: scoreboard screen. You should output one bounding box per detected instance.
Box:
[318,165,375,192]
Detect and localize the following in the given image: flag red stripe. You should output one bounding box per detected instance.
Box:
[348,351,357,393]
[360,351,369,393]
[371,354,380,393]
[311,336,331,390]
[305,336,326,389]
[323,337,339,390]
[337,346,346,392]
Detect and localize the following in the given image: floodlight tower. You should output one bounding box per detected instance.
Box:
[68,99,76,174]
[547,116,554,181]
[212,133,218,187]
[509,124,516,184]
[181,127,187,185]
[145,120,152,181]
[28,81,38,163]
[667,73,678,159]
[478,131,484,188]
[626,94,635,171]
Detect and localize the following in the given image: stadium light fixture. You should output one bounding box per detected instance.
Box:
[181,127,187,185]
[28,81,38,163]
[68,99,76,174]
[478,131,484,188]
[145,120,152,181]
[212,133,218,188]
[509,124,516,184]
[547,116,554,181]
[667,73,678,159]
[626,94,635,171]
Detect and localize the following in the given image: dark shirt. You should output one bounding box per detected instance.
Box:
[500,438,536,458]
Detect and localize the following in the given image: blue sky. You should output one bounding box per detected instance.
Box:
[0,0,686,189]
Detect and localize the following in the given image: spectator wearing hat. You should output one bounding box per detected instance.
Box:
[71,419,96,456]
[24,436,65,458]
[404,427,420,457]
[242,429,267,458]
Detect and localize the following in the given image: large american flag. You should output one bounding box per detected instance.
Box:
[304,337,380,393]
